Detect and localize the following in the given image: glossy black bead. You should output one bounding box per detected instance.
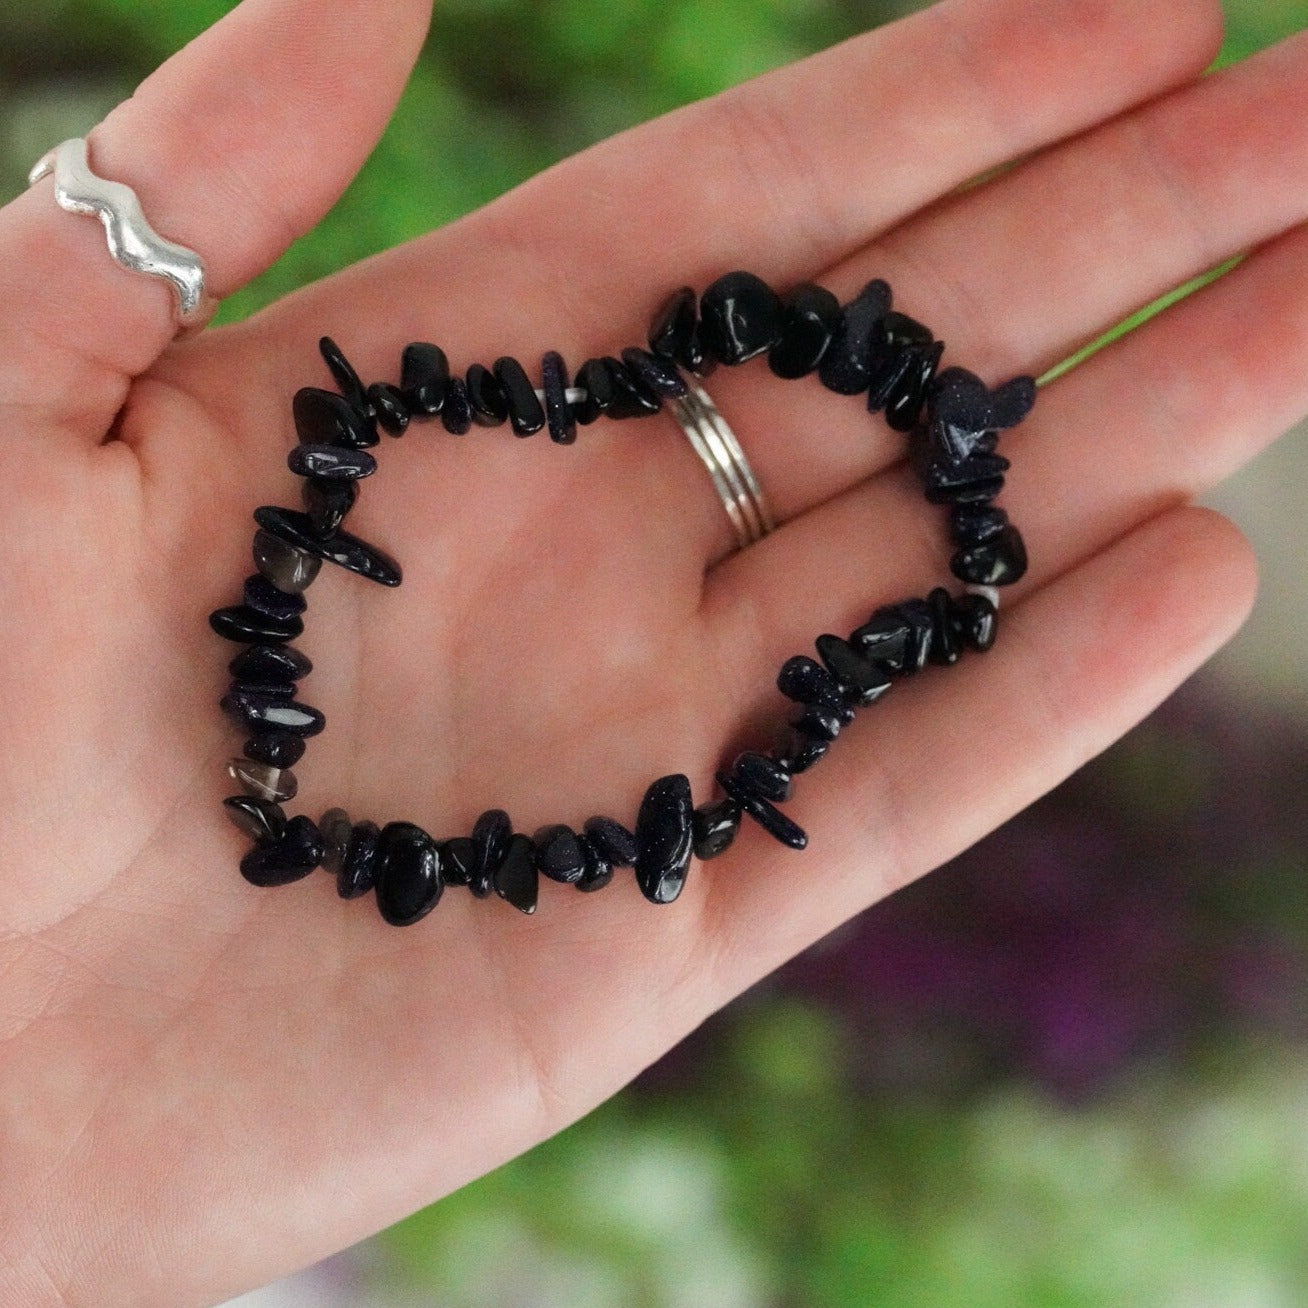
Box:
[862,599,934,675]
[951,523,1028,586]
[541,350,576,444]
[339,820,381,899]
[470,808,513,899]
[633,774,694,905]
[240,815,324,887]
[814,634,893,707]
[919,414,995,467]
[951,503,1009,548]
[699,271,783,366]
[868,353,919,415]
[221,687,326,737]
[575,836,614,892]
[885,340,944,433]
[649,286,711,374]
[368,383,410,436]
[849,611,911,674]
[494,833,538,914]
[931,367,1037,433]
[301,477,357,537]
[910,422,1010,498]
[229,643,312,685]
[620,346,687,399]
[242,730,307,769]
[210,604,304,644]
[495,356,546,436]
[603,356,662,419]
[293,387,377,450]
[692,799,741,861]
[928,367,993,433]
[533,823,586,884]
[777,655,852,722]
[729,752,792,803]
[223,794,287,845]
[771,726,830,775]
[253,506,402,587]
[716,772,808,851]
[572,359,614,425]
[242,574,307,623]
[865,312,935,409]
[440,375,473,435]
[467,363,509,426]
[319,337,371,417]
[441,836,477,888]
[817,279,893,395]
[792,703,844,742]
[927,587,962,667]
[582,816,637,868]
[768,282,843,379]
[400,343,450,416]
[951,593,999,652]
[287,443,377,481]
[986,376,1038,430]
[375,821,444,926]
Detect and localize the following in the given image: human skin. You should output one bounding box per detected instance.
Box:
[1,0,1305,1301]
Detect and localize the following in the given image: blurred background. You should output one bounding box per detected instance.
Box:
[4,1,1307,1303]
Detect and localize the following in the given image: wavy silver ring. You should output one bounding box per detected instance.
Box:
[670,376,776,551]
[28,137,219,337]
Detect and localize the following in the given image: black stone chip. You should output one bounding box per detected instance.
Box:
[467,363,509,426]
[817,279,893,395]
[716,772,808,851]
[375,821,444,926]
[293,387,377,450]
[633,774,694,905]
[699,271,784,366]
[253,506,402,587]
[401,343,450,416]
[368,383,411,436]
[768,282,842,380]
[495,356,546,436]
[495,833,539,914]
[542,350,576,444]
[339,819,381,899]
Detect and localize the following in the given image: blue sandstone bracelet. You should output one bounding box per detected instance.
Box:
[211,271,1036,926]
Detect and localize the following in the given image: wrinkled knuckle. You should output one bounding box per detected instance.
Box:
[711,85,842,262]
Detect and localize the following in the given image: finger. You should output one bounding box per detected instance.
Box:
[701,213,1308,690]
[472,0,1224,335]
[686,25,1308,556]
[699,505,1257,993]
[0,0,431,445]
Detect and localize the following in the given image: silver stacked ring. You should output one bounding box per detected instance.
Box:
[669,376,776,550]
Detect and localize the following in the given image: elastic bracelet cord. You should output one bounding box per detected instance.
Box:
[210,271,1036,926]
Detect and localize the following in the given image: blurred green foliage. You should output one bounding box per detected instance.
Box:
[384,1017,1308,1307]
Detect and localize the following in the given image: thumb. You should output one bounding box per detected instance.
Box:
[0,0,431,445]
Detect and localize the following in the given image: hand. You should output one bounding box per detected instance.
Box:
[2,0,1303,1301]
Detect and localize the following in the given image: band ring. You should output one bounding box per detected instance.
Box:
[28,137,219,338]
[670,375,776,551]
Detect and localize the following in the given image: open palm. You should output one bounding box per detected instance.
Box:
[3,0,1305,1301]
